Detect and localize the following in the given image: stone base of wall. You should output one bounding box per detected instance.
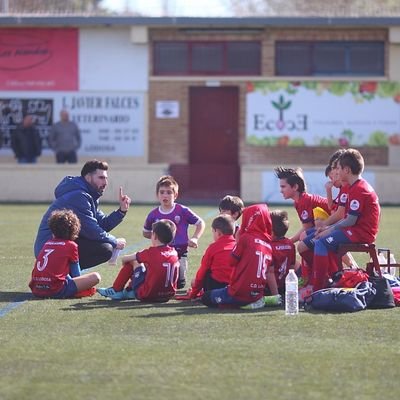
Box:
[1,161,399,205]
[0,162,168,203]
[242,164,400,204]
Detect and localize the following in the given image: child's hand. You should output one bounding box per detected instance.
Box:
[325,181,333,191]
[188,238,199,248]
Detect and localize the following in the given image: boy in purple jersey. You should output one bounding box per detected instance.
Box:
[143,175,205,289]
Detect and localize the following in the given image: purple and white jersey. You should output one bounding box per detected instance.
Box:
[143,203,202,257]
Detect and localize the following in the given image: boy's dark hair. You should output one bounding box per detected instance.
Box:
[270,209,289,238]
[212,214,235,235]
[326,149,346,176]
[218,195,244,217]
[328,149,346,168]
[156,175,179,194]
[81,160,108,177]
[48,209,81,240]
[274,166,307,193]
[338,148,364,175]
[152,219,177,244]
[325,165,332,177]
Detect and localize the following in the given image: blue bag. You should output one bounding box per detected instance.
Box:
[304,281,376,312]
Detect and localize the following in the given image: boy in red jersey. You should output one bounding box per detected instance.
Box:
[269,210,300,295]
[201,204,273,308]
[218,195,244,238]
[311,149,380,290]
[274,166,330,283]
[298,151,349,266]
[97,219,179,302]
[187,214,236,299]
[29,210,101,298]
[274,166,330,243]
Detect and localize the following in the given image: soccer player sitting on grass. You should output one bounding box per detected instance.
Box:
[143,175,205,289]
[311,148,380,290]
[97,219,179,302]
[186,214,237,300]
[29,210,101,299]
[269,210,300,298]
[201,204,273,309]
[218,195,244,238]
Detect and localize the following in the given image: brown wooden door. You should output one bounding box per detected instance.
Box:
[188,86,239,197]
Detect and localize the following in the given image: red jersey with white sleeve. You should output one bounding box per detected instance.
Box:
[271,237,296,290]
[331,186,349,213]
[191,234,236,297]
[295,192,330,225]
[228,204,272,303]
[341,178,380,243]
[135,245,179,302]
[29,239,79,297]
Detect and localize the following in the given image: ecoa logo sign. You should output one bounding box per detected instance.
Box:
[252,95,308,132]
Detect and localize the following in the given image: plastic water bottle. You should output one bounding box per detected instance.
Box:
[285,269,299,315]
[377,251,387,265]
[389,253,397,276]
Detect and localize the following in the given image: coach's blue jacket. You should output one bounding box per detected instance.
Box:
[33,175,124,257]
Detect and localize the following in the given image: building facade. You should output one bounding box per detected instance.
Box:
[0,16,399,203]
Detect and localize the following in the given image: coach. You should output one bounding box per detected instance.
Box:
[34,160,131,269]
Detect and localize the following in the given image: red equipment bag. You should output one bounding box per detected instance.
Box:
[330,268,369,288]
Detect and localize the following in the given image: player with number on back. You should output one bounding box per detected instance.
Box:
[201,203,273,309]
[97,219,179,302]
[29,209,101,299]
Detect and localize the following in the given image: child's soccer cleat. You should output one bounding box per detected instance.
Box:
[122,288,135,300]
[97,287,125,300]
[241,297,265,310]
[264,294,282,307]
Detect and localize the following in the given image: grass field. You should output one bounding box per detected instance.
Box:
[0,203,399,400]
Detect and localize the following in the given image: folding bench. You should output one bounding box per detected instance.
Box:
[337,243,381,277]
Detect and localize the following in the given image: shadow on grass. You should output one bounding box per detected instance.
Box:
[61,297,284,317]
[0,291,33,303]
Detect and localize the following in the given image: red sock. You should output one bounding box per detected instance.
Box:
[113,262,134,291]
[312,251,339,291]
[300,249,314,283]
[312,253,329,291]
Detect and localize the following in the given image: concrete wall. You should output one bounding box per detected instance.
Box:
[0,161,168,203]
[1,159,399,204]
[242,164,400,205]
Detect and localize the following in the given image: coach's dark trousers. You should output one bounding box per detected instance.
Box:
[76,237,113,269]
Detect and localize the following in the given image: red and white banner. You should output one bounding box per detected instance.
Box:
[0,28,78,91]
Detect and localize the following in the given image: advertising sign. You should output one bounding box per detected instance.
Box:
[246,81,400,147]
[0,28,78,91]
[0,92,145,157]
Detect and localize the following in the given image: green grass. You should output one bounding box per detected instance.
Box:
[0,204,399,400]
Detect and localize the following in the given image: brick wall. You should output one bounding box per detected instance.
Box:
[149,27,389,166]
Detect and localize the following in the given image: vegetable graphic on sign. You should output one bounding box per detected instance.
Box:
[272,95,291,130]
